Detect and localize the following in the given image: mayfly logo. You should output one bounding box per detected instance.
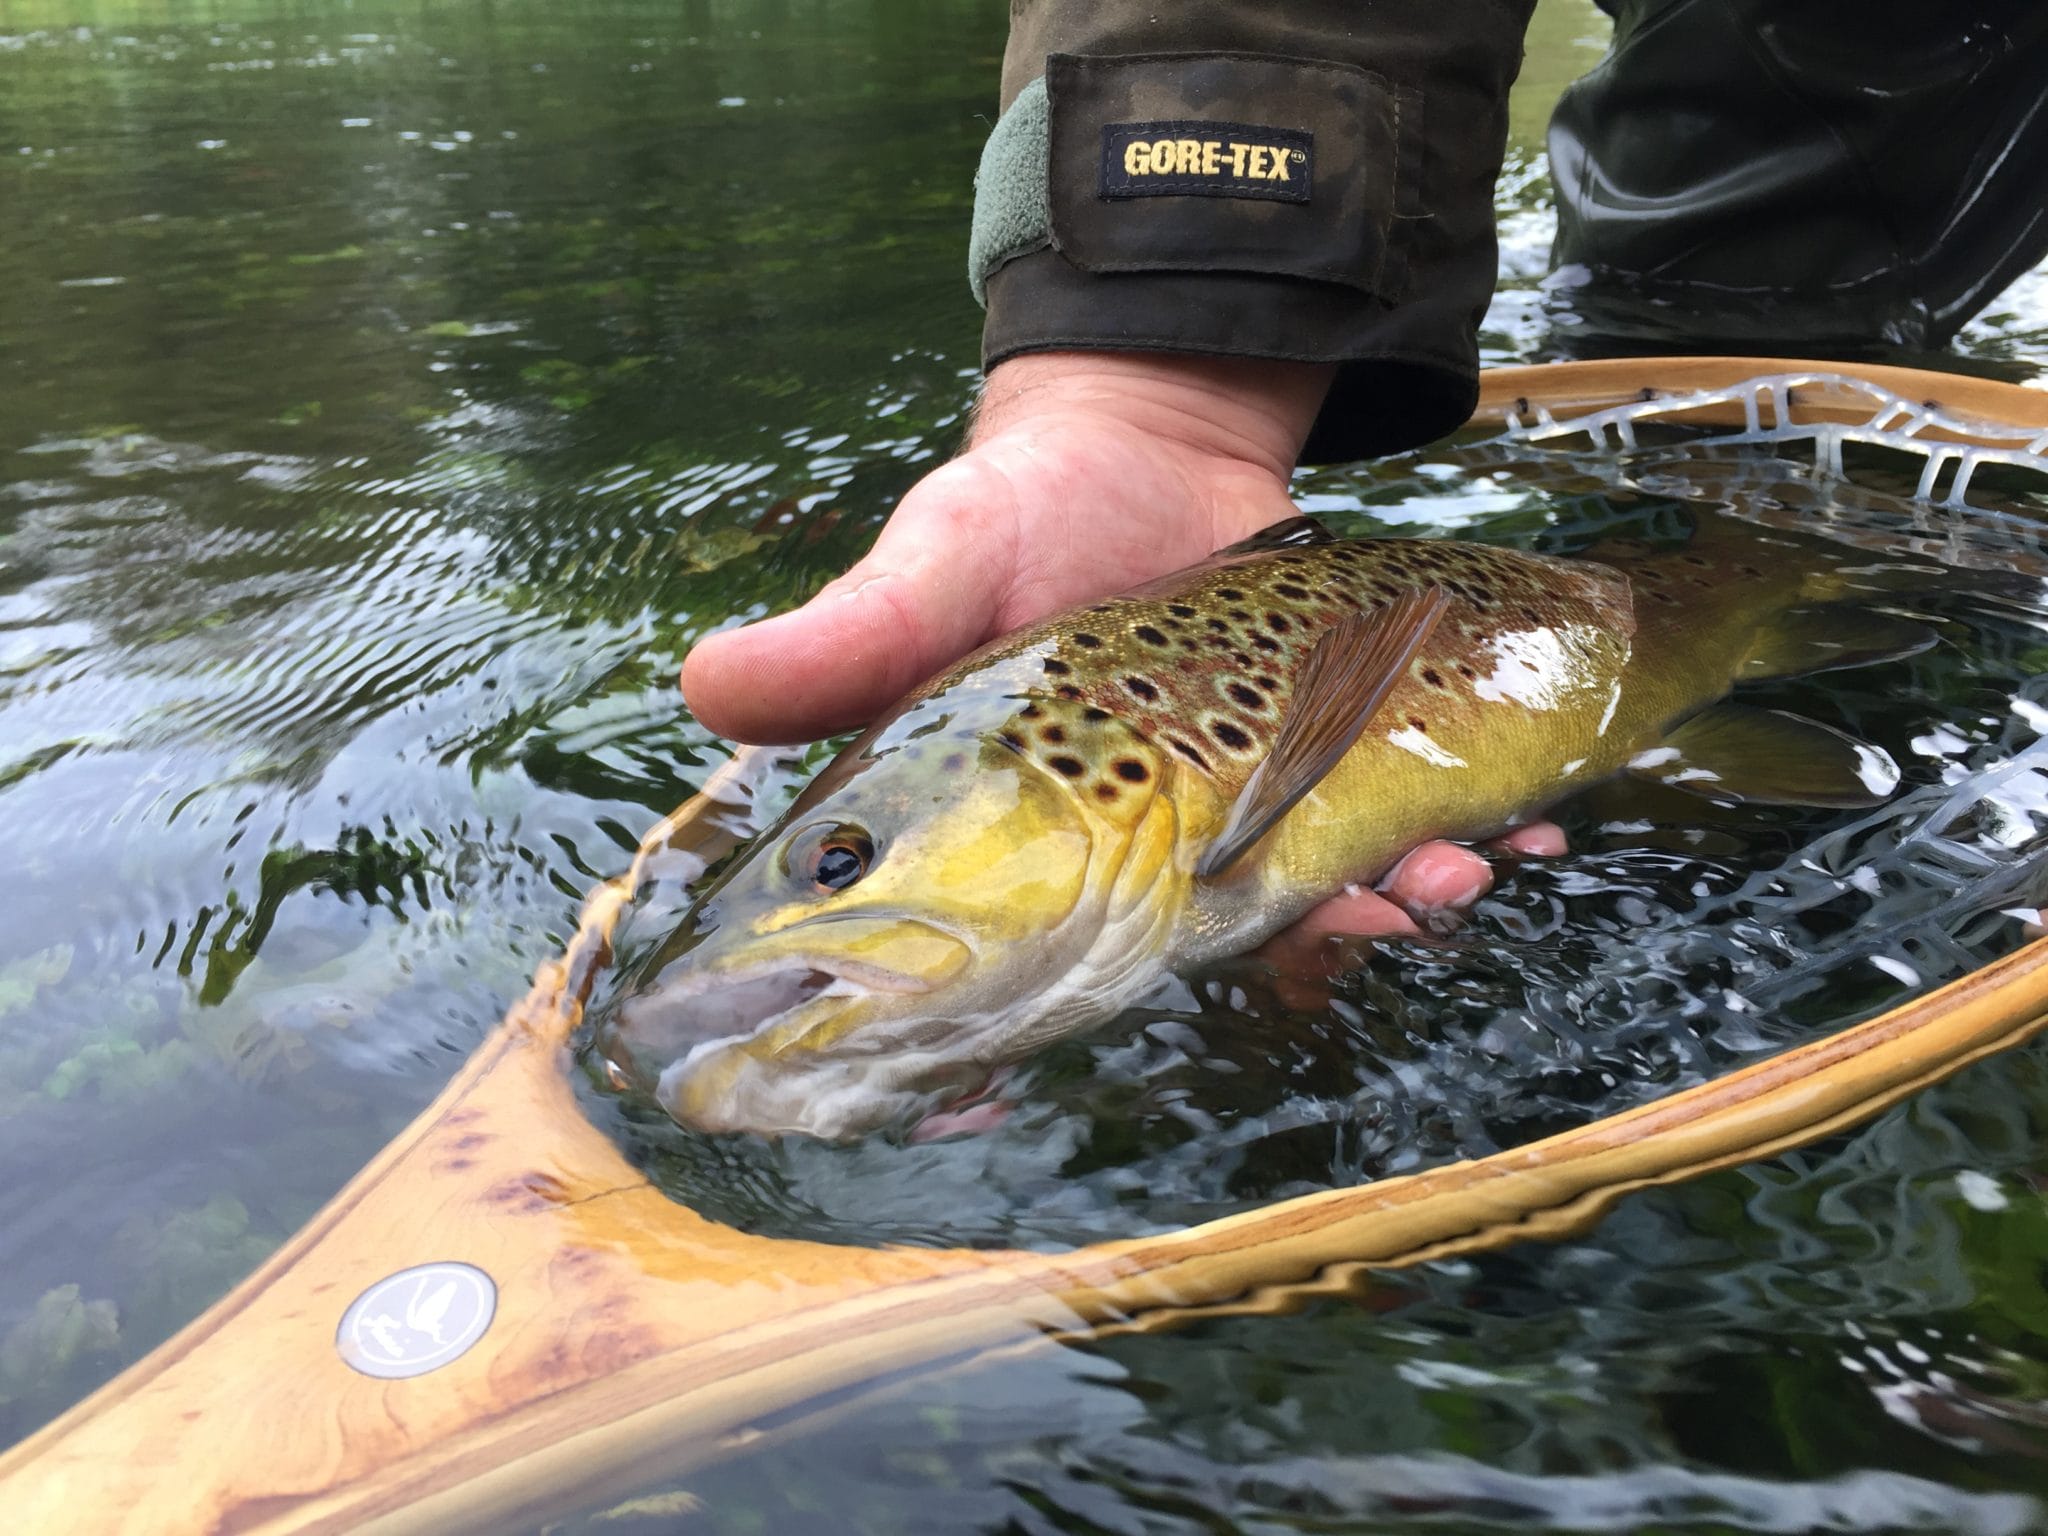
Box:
[336,1261,497,1379]
[1100,120,1313,204]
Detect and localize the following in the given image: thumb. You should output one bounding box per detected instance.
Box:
[679,459,1016,743]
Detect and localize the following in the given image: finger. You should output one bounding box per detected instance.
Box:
[1379,841,1494,911]
[680,460,1018,743]
[1253,883,1420,976]
[1259,842,1495,966]
[1489,820,1566,857]
[1258,823,1570,980]
[908,1097,1013,1142]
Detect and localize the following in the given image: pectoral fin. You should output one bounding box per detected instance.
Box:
[1628,704,1899,808]
[1196,587,1449,879]
[1738,604,1938,681]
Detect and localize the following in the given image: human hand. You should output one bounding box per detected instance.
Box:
[680,351,1562,944]
[682,350,1330,742]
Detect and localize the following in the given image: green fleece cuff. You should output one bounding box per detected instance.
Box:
[968,76,1051,308]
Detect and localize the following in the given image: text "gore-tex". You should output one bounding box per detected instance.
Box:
[1099,120,1315,204]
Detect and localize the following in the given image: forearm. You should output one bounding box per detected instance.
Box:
[976,1,1537,462]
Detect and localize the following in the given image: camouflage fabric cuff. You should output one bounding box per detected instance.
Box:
[968,76,1052,308]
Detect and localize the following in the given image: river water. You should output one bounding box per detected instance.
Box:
[6,3,2048,1530]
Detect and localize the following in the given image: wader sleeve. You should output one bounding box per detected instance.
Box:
[972,2,1537,463]
[1549,0,2048,352]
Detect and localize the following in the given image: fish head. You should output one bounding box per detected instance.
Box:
[597,662,1181,1139]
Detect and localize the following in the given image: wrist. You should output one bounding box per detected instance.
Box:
[969,351,1334,482]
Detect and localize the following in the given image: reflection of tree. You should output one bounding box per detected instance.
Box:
[2,0,1000,614]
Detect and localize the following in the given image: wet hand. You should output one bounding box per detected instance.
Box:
[682,350,1330,742]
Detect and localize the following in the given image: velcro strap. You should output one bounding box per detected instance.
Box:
[968,77,1052,307]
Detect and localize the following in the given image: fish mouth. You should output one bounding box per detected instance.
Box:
[594,912,980,1138]
[601,956,930,1089]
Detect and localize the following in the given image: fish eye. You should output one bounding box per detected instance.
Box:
[791,824,874,894]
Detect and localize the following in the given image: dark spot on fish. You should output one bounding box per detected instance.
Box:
[1125,676,1159,702]
[1252,635,1281,653]
[1134,624,1168,646]
[1020,702,1042,719]
[997,731,1026,755]
[1043,657,1071,676]
[1229,609,1252,623]
[1227,682,1265,710]
[1274,582,1311,600]
[1256,674,1279,690]
[1083,706,1111,722]
[1266,613,1291,634]
[1457,664,1476,680]
[1212,720,1252,751]
[1088,604,1115,614]
[1041,724,1066,745]
[1073,632,1102,649]
[1115,759,1149,782]
[1207,618,1230,633]
[1094,783,1119,802]
[1168,603,1196,618]
[1738,565,1762,578]
[1408,717,1428,732]
[1422,668,1443,688]
[1682,554,1708,567]
[1218,588,1245,601]
[1234,651,1255,667]
[942,753,966,772]
[1180,638,1201,651]
[1057,684,1083,700]
[1521,607,1541,624]
[1167,736,1211,770]
[1048,755,1086,778]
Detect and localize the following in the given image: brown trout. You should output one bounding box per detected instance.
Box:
[600,514,1935,1139]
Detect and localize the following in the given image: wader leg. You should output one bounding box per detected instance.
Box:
[1545,0,2048,352]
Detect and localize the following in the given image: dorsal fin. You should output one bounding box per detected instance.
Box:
[1195,586,1449,880]
[1210,516,1335,559]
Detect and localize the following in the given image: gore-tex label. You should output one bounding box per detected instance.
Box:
[1099,120,1313,203]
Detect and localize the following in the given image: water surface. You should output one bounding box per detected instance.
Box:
[6,3,2048,1532]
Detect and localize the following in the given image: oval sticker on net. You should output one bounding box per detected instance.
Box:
[336,1261,497,1379]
